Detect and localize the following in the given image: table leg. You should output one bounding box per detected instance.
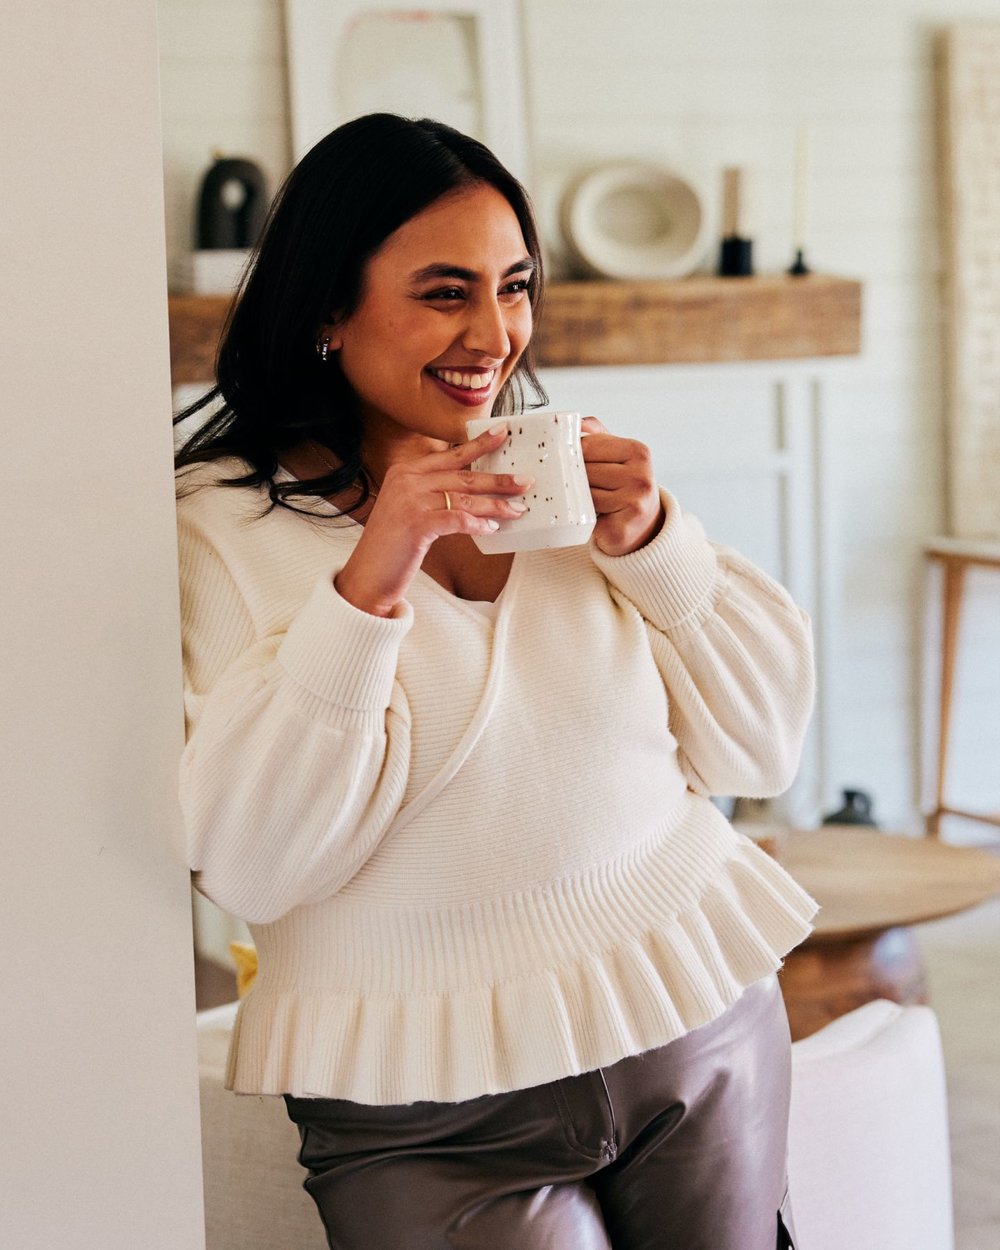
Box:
[928,557,967,837]
[779,927,928,1041]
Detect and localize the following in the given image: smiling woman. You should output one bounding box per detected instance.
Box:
[321,183,535,456]
[175,112,816,1250]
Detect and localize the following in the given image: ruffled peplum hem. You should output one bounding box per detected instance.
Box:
[225,832,818,1106]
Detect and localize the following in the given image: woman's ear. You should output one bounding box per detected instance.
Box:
[318,317,344,352]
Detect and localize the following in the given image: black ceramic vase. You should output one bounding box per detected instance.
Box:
[821,788,877,827]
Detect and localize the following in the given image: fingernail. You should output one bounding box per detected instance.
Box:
[508,500,529,514]
[485,520,500,530]
[488,421,508,436]
[512,474,533,487]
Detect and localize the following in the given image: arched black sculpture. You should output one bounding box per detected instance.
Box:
[196,156,267,250]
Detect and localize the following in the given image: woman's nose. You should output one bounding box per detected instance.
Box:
[462,295,511,360]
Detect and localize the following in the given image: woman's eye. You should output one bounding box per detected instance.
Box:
[424,287,465,302]
[500,278,531,300]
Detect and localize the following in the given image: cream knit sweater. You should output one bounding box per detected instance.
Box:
[177,459,818,1105]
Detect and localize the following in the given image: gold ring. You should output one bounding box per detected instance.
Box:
[442,490,452,511]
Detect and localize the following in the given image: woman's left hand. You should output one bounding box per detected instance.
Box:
[581,416,665,556]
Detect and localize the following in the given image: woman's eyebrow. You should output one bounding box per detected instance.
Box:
[409,257,537,283]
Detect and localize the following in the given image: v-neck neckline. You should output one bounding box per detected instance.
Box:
[414,556,520,625]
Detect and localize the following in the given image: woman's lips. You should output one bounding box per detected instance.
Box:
[426,367,497,407]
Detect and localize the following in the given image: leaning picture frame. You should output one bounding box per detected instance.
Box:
[283,0,530,181]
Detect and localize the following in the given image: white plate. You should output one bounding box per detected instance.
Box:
[560,161,711,280]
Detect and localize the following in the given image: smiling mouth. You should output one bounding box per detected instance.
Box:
[428,367,497,391]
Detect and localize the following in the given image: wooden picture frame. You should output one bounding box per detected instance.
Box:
[936,24,1000,538]
[283,0,529,180]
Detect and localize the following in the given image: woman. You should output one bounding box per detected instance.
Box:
[176,113,815,1249]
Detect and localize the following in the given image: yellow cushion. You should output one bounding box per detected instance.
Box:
[229,942,258,997]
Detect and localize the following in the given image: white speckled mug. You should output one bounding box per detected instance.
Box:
[466,410,597,554]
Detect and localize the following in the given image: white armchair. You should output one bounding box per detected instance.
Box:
[788,999,953,1250]
[197,997,953,1250]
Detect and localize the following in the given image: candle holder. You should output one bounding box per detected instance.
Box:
[717,166,755,277]
[720,235,754,276]
[788,248,811,276]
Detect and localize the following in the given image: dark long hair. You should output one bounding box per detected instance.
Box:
[174,113,547,513]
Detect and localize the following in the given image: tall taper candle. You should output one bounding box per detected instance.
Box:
[793,127,811,252]
[723,166,743,237]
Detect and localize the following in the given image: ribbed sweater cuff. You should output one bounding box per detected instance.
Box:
[589,489,721,631]
[277,574,413,710]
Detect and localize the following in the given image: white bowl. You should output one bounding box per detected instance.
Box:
[560,161,711,280]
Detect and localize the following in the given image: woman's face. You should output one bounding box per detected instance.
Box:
[325,182,535,459]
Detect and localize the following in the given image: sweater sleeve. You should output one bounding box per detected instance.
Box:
[589,490,815,799]
[177,513,414,924]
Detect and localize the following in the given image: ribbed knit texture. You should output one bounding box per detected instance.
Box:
[177,461,818,1105]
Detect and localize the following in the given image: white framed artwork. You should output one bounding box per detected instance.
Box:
[283,1,529,180]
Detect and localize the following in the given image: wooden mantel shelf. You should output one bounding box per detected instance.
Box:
[534,274,861,367]
[167,274,861,386]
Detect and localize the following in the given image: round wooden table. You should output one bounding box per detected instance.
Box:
[768,827,1000,1040]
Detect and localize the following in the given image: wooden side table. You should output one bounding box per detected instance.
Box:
[773,826,1000,1040]
[924,537,1000,837]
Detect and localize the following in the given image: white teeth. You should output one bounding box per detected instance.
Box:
[435,368,494,390]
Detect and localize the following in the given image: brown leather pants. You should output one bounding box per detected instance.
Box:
[285,974,797,1249]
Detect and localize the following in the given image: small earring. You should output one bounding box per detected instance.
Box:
[316,336,331,363]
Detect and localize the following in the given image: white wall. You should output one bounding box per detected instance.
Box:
[159,0,1000,837]
[0,3,205,1247]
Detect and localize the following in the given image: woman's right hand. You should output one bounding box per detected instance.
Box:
[333,421,532,617]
